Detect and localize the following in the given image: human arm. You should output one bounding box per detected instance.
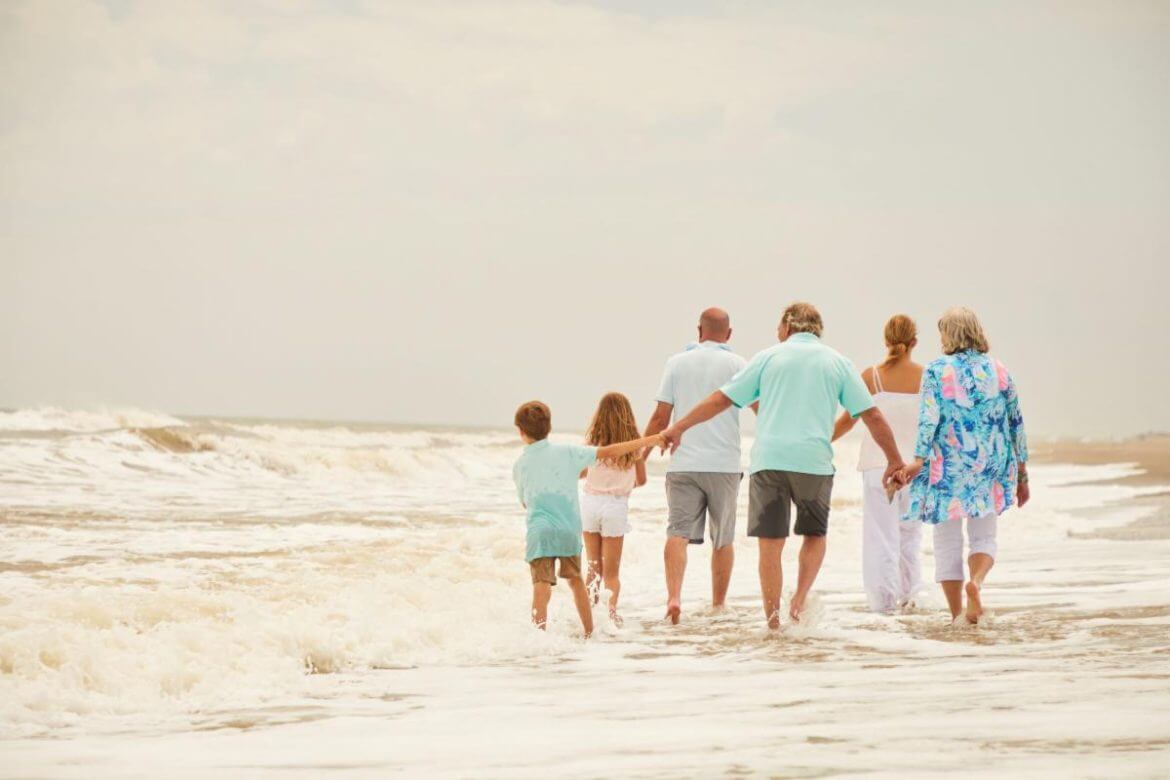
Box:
[660,391,734,454]
[858,408,906,487]
[634,457,647,488]
[597,434,666,463]
[832,409,857,442]
[833,366,872,442]
[1001,362,1030,507]
[898,366,943,484]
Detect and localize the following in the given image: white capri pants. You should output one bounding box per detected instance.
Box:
[861,469,922,613]
[932,512,998,582]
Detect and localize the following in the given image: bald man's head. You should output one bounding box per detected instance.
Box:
[698,307,732,343]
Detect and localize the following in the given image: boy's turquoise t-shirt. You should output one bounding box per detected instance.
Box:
[513,440,598,562]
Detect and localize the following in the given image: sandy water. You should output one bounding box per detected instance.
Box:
[1,409,1169,778]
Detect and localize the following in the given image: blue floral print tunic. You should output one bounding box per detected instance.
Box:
[905,350,1028,525]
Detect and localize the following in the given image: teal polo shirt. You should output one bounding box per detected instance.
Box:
[720,332,874,476]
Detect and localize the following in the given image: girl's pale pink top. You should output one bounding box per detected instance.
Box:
[583,460,636,497]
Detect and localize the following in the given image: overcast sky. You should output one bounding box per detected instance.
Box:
[2,0,1167,437]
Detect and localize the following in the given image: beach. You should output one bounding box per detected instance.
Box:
[2,410,1169,778]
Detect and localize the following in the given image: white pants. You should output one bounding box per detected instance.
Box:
[932,512,998,582]
[861,469,922,613]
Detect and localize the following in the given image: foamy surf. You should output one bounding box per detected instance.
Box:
[2,409,1169,777]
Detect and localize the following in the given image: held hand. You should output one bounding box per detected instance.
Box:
[660,426,683,455]
[882,460,907,490]
[898,459,925,486]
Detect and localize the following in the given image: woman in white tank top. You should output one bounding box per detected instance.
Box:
[833,315,924,614]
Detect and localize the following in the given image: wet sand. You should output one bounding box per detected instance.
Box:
[1033,435,1170,541]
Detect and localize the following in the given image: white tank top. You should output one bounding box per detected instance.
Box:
[584,460,636,497]
[858,365,921,472]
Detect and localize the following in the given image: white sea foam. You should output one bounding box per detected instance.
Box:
[2,410,1169,776]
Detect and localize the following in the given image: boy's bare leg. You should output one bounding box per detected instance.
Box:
[566,576,594,638]
[601,536,624,624]
[664,536,688,623]
[789,535,826,622]
[532,582,552,629]
[582,532,603,605]
[711,544,734,608]
[965,553,994,623]
[758,537,785,630]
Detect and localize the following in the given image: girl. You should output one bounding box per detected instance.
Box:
[581,392,647,625]
[833,314,924,614]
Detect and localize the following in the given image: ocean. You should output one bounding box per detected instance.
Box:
[2,408,1169,777]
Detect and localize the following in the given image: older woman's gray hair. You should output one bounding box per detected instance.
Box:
[938,307,990,354]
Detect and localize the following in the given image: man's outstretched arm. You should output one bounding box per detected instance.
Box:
[858,407,905,487]
[661,391,734,453]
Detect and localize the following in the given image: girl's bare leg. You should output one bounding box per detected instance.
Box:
[940,581,963,620]
[965,553,994,623]
[566,576,594,638]
[582,532,603,605]
[601,535,625,624]
[532,582,552,629]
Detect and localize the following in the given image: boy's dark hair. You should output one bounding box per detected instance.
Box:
[514,400,551,441]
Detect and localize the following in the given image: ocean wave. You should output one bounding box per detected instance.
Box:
[0,406,187,433]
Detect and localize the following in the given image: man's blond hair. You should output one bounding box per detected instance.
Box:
[781,302,823,337]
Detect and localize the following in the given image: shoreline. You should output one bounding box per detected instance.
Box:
[1032,434,1170,540]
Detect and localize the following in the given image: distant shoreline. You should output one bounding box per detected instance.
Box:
[1031,434,1170,487]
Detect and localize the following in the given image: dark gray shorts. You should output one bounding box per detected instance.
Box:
[748,470,833,538]
[665,472,742,549]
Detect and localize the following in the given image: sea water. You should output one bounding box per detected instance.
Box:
[1,409,1169,777]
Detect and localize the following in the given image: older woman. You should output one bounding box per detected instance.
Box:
[900,307,1029,624]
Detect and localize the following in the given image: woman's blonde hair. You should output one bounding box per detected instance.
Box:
[882,314,917,367]
[586,392,641,468]
[938,307,990,354]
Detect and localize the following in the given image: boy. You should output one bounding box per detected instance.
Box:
[512,400,663,635]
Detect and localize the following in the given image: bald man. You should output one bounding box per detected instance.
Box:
[644,307,749,624]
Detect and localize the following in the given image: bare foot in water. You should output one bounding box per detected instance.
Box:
[609,610,624,628]
[964,581,983,624]
[788,594,806,624]
[665,600,681,625]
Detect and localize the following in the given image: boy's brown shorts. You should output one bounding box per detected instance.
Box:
[529,555,582,586]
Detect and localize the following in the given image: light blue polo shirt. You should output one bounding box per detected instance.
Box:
[721,333,874,476]
[512,440,597,561]
[656,341,747,473]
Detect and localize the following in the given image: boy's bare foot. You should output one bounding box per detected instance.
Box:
[964,581,983,624]
[609,610,623,628]
[665,600,681,625]
[767,612,780,631]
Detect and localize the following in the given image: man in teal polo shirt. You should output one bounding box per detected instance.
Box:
[661,302,906,628]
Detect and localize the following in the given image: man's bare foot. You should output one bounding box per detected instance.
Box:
[788,594,806,623]
[964,581,983,624]
[609,610,624,628]
[766,612,780,631]
[665,600,681,625]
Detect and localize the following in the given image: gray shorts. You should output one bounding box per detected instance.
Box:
[748,470,834,538]
[665,472,742,549]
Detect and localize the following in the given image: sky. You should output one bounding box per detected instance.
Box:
[1,0,1168,437]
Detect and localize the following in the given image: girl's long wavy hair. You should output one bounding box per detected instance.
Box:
[586,392,641,469]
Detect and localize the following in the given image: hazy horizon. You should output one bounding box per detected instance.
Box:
[3,1,1168,438]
